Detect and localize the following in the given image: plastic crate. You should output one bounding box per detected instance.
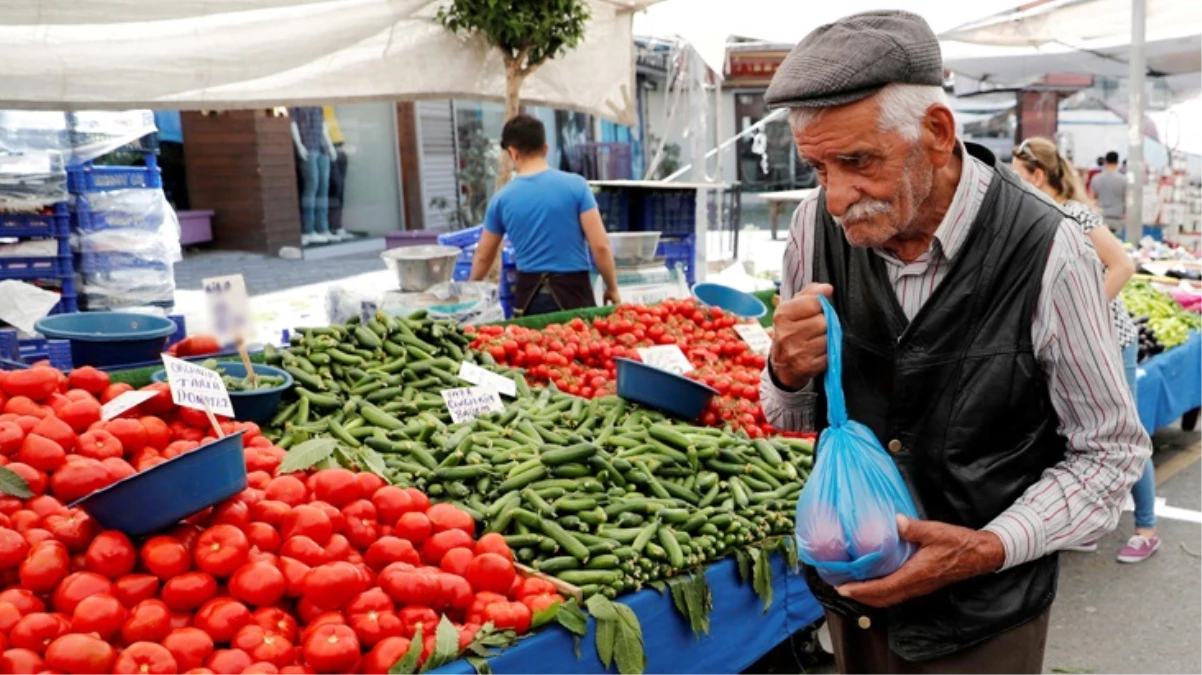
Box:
[638,190,695,236]
[659,234,696,286]
[73,202,162,233]
[452,260,472,282]
[596,190,630,232]
[77,251,171,274]
[500,297,515,320]
[0,330,72,371]
[438,225,485,249]
[0,255,72,280]
[0,203,69,239]
[67,164,162,193]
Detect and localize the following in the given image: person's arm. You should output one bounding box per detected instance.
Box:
[1089,227,1135,300]
[837,222,1149,608]
[470,200,505,282]
[579,208,619,304]
[290,121,308,161]
[984,222,1149,567]
[322,123,337,160]
[759,197,822,432]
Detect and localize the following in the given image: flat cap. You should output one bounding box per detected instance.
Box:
[764,10,943,110]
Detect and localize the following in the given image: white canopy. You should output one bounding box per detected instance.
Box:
[940,0,1202,101]
[0,0,654,125]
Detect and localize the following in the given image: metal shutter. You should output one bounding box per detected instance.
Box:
[416,100,459,231]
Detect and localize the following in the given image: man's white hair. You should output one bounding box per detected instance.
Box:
[787,83,949,141]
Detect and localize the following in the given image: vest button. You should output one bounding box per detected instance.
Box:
[857,616,872,629]
[887,439,902,453]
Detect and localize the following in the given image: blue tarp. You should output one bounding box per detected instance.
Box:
[434,553,823,675]
[1136,330,1201,433]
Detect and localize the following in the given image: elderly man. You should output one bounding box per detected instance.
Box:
[760,11,1150,674]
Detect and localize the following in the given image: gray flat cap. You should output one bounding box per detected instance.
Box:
[764,10,943,110]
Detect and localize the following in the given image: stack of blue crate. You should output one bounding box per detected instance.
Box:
[0,203,78,314]
[440,226,518,319]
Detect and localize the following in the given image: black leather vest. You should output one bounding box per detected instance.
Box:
[804,144,1067,661]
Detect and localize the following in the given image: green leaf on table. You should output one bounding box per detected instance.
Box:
[419,615,462,673]
[595,614,616,669]
[279,438,338,474]
[780,536,800,571]
[0,466,32,499]
[466,656,492,675]
[555,598,588,636]
[751,547,774,613]
[611,602,646,675]
[669,578,689,623]
[682,574,711,637]
[649,580,668,595]
[531,600,562,629]
[585,594,620,621]
[390,624,423,675]
[736,549,752,584]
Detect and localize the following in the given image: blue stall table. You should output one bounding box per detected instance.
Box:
[1136,331,1202,433]
[435,553,822,674]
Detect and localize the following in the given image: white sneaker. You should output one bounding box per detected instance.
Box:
[301,233,318,246]
[332,230,355,241]
[312,233,332,244]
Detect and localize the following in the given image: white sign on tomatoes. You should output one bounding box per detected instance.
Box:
[636,345,693,376]
[458,361,517,398]
[733,323,772,355]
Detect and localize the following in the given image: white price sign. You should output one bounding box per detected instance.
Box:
[101,390,159,421]
[441,387,505,424]
[734,323,773,355]
[458,361,517,398]
[636,345,693,376]
[161,355,235,418]
[203,274,252,346]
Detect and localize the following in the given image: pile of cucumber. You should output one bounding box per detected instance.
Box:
[263,313,814,599]
[197,359,289,392]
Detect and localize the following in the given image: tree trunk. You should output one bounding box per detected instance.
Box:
[493,64,525,194]
[486,63,525,283]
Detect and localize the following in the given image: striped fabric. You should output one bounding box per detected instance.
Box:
[761,144,1151,570]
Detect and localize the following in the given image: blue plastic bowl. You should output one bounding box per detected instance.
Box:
[692,283,768,319]
[152,362,293,424]
[35,312,177,367]
[615,357,717,421]
[72,432,247,537]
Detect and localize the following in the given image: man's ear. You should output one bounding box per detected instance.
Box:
[922,105,958,170]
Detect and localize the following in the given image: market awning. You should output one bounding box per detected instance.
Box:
[0,0,659,125]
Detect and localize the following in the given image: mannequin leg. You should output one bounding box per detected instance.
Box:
[299,153,318,235]
[330,144,347,233]
[315,154,331,235]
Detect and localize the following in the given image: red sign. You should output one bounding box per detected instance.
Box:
[726,51,787,87]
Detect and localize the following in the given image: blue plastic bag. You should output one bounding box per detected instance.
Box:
[794,296,920,587]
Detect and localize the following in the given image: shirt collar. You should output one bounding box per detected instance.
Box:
[927,139,984,262]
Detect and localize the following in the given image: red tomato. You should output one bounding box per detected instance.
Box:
[438,547,474,578]
[378,565,437,607]
[163,627,215,672]
[122,599,173,644]
[251,607,299,643]
[48,458,112,503]
[68,367,110,396]
[44,633,115,674]
[464,553,516,595]
[52,571,113,614]
[420,529,473,566]
[311,469,360,508]
[397,606,438,640]
[363,536,420,572]
[194,524,251,577]
[246,522,281,554]
[229,561,286,608]
[18,540,68,594]
[161,571,219,612]
[70,594,126,640]
[106,418,148,454]
[206,648,253,674]
[425,503,474,536]
[0,648,45,674]
[361,636,412,675]
[112,642,178,675]
[393,512,431,547]
[15,434,64,474]
[473,532,513,561]
[349,607,404,649]
[281,505,333,546]
[0,589,43,615]
[264,476,307,506]
[0,423,25,457]
[482,601,532,634]
[0,528,28,570]
[141,536,191,579]
[114,573,160,608]
[9,612,68,654]
[301,561,366,611]
[232,624,295,668]
[194,598,253,644]
[301,624,360,674]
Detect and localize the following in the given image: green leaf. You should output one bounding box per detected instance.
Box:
[682,574,711,637]
[585,594,620,622]
[0,466,32,499]
[736,550,751,584]
[781,536,801,571]
[390,624,423,675]
[332,446,357,470]
[649,580,668,595]
[279,437,338,474]
[555,598,588,636]
[751,547,774,613]
[466,656,492,675]
[669,578,689,622]
[357,445,390,477]
[419,615,462,673]
[531,600,562,628]
[595,616,616,669]
[611,607,646,675]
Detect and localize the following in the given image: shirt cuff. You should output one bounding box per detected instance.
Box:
[761,364,820,432]
[982,504,1048,570]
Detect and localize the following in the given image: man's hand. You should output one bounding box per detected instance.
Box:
[603,287,621,306]
[836,515,1006,608]
[769,283,833,390]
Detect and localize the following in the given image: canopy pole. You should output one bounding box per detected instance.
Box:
[663,108,787,182]
[1125,0,1146,244]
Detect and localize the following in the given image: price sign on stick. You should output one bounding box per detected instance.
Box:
[162,355,234,436]
[636,345,693,376]
[441,387,505,424]
[733,323,773,355]
[101,390,159,421]
[458,361,517,397]
[203,274,252,347]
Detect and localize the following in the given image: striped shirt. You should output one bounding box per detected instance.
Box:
[761,144,1151,570]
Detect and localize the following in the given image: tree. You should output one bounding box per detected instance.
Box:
[438,0,590,192]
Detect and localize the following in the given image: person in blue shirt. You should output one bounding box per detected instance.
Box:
[470,114,620,316]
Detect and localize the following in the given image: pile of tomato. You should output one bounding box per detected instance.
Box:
[468,298,782,437]
[0,365,559,674]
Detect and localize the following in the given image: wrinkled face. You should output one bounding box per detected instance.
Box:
[793,98,935,249]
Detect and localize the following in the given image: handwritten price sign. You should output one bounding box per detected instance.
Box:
[636,345,693,376]
[441,387,505,424]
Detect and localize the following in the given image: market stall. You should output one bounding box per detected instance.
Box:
[1137,330,1201,432]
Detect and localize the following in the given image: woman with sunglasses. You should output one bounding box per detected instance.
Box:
[1012,137,1159,563]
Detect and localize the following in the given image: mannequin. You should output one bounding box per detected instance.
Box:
[323,106,353,240]
[289,106,337,245]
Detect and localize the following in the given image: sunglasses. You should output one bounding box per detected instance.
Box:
[1014,139,1036,161]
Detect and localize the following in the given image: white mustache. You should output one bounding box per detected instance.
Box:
[832,199,892,226]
